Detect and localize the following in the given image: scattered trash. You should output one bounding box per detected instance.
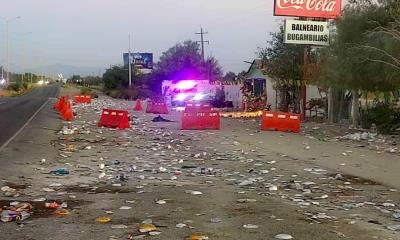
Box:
[185,190,203,195]
[96,216,112,223]
[237,199,257,203]
[45,202,66,209]
[156,200,167,205]
[119,206,132,210]
[210,217,222,223]
[1,210,30,223]
[386,224,400,231]
[382,203,395,207]
[111,224,128,229]
[238,180,254,186]
[1,186,16,193]
[149,231,162,236]
[392,212,400,221]
[0,202,33,223]
[50,168,70,176]
[139,223,157,233]
[341,132,377,141]
[33,198,46,202]
[42,187,55,192]
[176,223,187,228]
[269,185,278,191]
[152,115,174,122]
[1,186,17,197]
[189,233,209,240]
[243,224,259,229]
[274,234,293,239]
[54,209,70,216]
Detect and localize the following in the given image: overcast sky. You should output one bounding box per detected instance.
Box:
[1,0,284,74]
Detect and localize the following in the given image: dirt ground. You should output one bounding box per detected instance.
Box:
[0,92,400,240]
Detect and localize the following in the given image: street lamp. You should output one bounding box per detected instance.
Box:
[0,16,22,84]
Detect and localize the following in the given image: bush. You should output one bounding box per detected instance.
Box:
[106,87,153,100]
[80,87,92,95]
[7,82,22,92]
[106,89,120,98]
[22,82,29,90]
[361,104,400,134]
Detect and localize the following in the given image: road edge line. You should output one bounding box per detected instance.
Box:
[0,98,51,153]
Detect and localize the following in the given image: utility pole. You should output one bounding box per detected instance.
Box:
[196,27,209,62]
[128,34,132,88]
[1,16,22,84]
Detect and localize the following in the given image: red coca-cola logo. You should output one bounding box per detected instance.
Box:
[275,0,342,19]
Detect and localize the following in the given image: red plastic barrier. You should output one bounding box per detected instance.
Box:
[145,100,153,113]
[146,101,168,114]
[287,114,301,133]
[98,109,131,129]
[261,111,301,133]
[261,112,277,131]
[74,95,92,104]
[182,111,220,130]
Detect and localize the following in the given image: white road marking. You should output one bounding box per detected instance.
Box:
[0,98,50,153]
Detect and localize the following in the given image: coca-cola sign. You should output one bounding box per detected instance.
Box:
[274,0,342,19]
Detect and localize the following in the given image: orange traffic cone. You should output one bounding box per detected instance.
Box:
[134,100,143,111]
[62,103,74,121]
[54,98,61,110]
[59,102,67,115]
[55,96,66,111]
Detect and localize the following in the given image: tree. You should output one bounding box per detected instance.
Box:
[154,40,203,81]
[258,26,305,112]
[204,56,223,82]
[223,71,237,82]
[315,0,400,125]
[361,21,400,71]
[83,76,103,86]
[70,75,81,83]
[103,66,128,91]
[150,40,223,92]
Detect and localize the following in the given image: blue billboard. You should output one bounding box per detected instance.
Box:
[123,53,153,69]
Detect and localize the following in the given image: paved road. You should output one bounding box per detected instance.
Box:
[0,84,59,148]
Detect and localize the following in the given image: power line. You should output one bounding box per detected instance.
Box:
[196,27,209,62]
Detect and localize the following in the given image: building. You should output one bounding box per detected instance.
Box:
[244,59,322,112]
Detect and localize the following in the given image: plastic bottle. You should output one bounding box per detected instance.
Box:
[50,168,70,176]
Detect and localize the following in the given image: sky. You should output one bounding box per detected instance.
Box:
[1,0,284,75]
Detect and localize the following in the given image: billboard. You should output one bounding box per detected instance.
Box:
[123,53,153,69]
[284,19,329,46]
[274,0,342,19]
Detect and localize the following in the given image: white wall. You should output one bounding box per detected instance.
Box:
[224,85,243,109]
[307,85,323,101]
[265,77,277,111]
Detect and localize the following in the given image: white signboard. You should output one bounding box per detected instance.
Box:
[284,19,329,46]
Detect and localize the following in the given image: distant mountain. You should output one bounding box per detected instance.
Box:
[24,64,102,78]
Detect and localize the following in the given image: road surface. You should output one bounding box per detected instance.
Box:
[0,84,59,149]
